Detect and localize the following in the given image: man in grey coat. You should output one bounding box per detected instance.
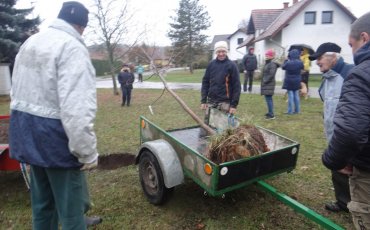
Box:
[309,42,354,213]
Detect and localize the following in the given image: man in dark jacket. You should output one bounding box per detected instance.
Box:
[201,41,241,114]
[118,65,135,106]
[322,12,370,229]
[242,47,258,92]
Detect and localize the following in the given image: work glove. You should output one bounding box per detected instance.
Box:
[80,158,98,171]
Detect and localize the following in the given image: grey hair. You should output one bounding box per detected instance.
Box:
[323,52,341,60]
[350,11,370,40]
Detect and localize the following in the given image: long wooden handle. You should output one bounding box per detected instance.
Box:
[157,72,216,136]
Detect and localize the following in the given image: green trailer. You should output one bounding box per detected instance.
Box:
[135,109,344,229]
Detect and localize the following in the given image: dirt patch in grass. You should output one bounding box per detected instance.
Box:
[0,117,9,143]
[98,153,135,170]
[0,95,10,103]
[1,117,135,171]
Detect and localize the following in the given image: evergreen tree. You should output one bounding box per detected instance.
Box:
[0,0,39,66]
[168,0,210,73]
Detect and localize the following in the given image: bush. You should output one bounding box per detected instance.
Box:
[193,60,209,69]
[91,59,123,76]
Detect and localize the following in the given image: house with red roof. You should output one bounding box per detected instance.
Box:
[238,0,357,77]
[212,0,357,79]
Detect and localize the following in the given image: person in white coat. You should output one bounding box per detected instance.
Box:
[9,2,101,229]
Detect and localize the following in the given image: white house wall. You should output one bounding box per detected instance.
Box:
[281,0,354,74]
[228,31,248,61]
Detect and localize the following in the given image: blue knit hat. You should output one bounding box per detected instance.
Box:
[58,1,89,27]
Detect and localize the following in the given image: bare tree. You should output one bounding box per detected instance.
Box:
[140,46,216,135]
[88,0,144,95]
[238,18,249,30]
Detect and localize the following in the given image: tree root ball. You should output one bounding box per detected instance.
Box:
[206,124,269,164]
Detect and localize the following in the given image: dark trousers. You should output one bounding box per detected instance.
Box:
[30,165,90,230]
[332,170,351,209]
[244,71,254,92]
[138,73,143,82]
[121,85,132,106]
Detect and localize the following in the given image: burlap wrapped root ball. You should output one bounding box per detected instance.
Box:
[206,124,270,164]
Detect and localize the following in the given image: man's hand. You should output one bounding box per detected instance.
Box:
[200,104,208,110]
[229,108,237,114]
[338,165,353,175]
[80,159,98,171]
[243,70,246,73]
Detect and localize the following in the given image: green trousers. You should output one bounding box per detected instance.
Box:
[30,165,90,230]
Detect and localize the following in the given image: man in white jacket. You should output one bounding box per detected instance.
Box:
[9,2,100,229]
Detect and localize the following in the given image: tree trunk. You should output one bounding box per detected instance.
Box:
[110,64,119,95]
[189,63,193,74]
[108,49,119,95]
[111,73,119,95]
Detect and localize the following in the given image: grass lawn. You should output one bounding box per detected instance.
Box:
[145,69,323,88]
[0,90,353,229]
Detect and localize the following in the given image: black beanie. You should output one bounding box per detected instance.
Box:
[58,1,89,27]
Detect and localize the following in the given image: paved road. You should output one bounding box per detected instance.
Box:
[96,78,320,98]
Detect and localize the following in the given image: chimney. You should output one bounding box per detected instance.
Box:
[293,0,298,4]
[283,2,289,9]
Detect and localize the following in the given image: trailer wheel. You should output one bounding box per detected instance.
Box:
[139,150,174,205]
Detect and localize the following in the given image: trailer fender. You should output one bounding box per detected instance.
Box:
[136,139,184,188]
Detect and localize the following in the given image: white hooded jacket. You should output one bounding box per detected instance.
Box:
[10,19,98,165]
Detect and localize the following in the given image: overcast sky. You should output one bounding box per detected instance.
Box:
[16,0,369,46]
